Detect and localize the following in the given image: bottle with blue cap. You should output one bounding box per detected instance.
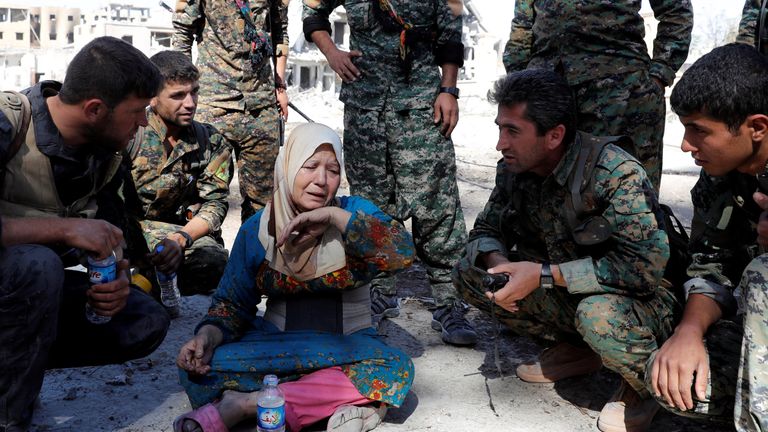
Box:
[257,374,285,432]
[155,244,181,318]
[86,253,117,324]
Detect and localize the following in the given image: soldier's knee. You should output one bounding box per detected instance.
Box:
[740,255,768,301]
[574,294,625,347]
[0,245,64,301]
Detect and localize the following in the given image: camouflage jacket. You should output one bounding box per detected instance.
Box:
[685,170,763,316]
[172,0,289,111]
[127,110,233,233]
[467,133,669,298]
[738,0,761,46]
[503,0,693,86]
[303,0,464,111]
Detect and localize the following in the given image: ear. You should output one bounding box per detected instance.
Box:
[82,98,109,122]
[544,124,566,150]
[748,114,768,143]
[149,97,158,111]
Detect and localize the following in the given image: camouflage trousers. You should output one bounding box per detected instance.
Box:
[456,270,677,396]
[139,220,228,296]
[645,255,768,431]
[197,104,280,222]
[574,69,666,192]
[343,105,467,307]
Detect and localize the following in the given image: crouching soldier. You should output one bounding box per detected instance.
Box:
[125,50,232,297]
[453,69,677,432]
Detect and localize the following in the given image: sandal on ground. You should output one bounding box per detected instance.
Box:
[173,403,228,432]
[327,404,387,432]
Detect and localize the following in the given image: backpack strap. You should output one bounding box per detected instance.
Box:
[569,133,633,220]
[0,90,32,167]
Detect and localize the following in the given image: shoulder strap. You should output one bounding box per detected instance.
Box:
[192,121,211,151]
[569,133,632,219]
[125,126,146,162]
[0,90,32,167]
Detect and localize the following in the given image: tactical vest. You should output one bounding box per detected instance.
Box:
[0,91,122,219]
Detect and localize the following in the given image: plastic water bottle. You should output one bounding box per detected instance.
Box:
[257,374,285,432]
[86,253,117,324]
[154,245,181,318]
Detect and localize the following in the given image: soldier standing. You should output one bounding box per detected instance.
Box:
[125,51,233,297]
[646,43,768,432]
[454,69,677,432]
[738,0,762,46]
[503,0,693,192]
[173,0,289,222]
[302,0,477,345]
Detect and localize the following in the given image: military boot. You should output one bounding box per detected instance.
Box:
[597,380,660,432]
[431,300,478,346]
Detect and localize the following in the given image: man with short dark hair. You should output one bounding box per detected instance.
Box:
[645,43,768,432]
[454,69,676,432]
[124,50,232,297]
[0,36,170,431]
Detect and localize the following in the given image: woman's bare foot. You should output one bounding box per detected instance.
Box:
[177,390,259,432]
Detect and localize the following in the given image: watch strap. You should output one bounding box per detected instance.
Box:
[439,86,460,99]
[175,230,194,248]
[540,261,554,290]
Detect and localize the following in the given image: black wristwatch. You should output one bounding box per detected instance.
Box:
[439,86,460,99]
[540,262,554,290]
[175,230,194,248]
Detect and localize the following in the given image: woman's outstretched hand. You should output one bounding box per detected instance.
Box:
[177,325,223,375]
[277,207,351,248]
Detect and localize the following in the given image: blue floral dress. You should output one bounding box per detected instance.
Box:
[179,196,415,408]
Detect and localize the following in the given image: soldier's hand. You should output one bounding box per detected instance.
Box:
[276,89,289,121]
[650,327,709,411]
[86,259,131,316]
[148,237,184,273]
[62,218,124,260]
[434,92,459,138]
[484,261,541,312]
[753,191,768,247]
[326,47,362,83]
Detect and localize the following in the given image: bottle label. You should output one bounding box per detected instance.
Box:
[257,405,285,430]
[88,262,117,284]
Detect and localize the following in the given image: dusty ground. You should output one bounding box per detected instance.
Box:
[30,88,732,432]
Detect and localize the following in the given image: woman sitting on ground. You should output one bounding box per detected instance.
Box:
[174,123,415,432]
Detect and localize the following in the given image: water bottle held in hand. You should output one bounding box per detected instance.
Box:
[257,374,285,432]
[155,244,181,318]
[86,253,117,324]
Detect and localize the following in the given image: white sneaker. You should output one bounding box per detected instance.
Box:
[326,404,387,432]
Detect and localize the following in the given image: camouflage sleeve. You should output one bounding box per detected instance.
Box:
[683,173,757,315]
[434,0,464,67]
[172,0,205,57]
[194,130,233,233]
[560,159,669,297]
[302,0,341,41]
[502,0,534,73]
[466,166,514,260]
[272,0,290,57]
[737,0,761,45]
[648,0,693,86]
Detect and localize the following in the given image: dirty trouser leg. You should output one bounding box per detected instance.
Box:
[735,255,768,431]
[386,107,467,307]
[0,245,64,431]
[197,104,279,223]
[343,107,398,297]
[644,320,740,424]
[575,289,676,398]
[574,69,666,192]
[47,270,170,369]
[139,220,229,296]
